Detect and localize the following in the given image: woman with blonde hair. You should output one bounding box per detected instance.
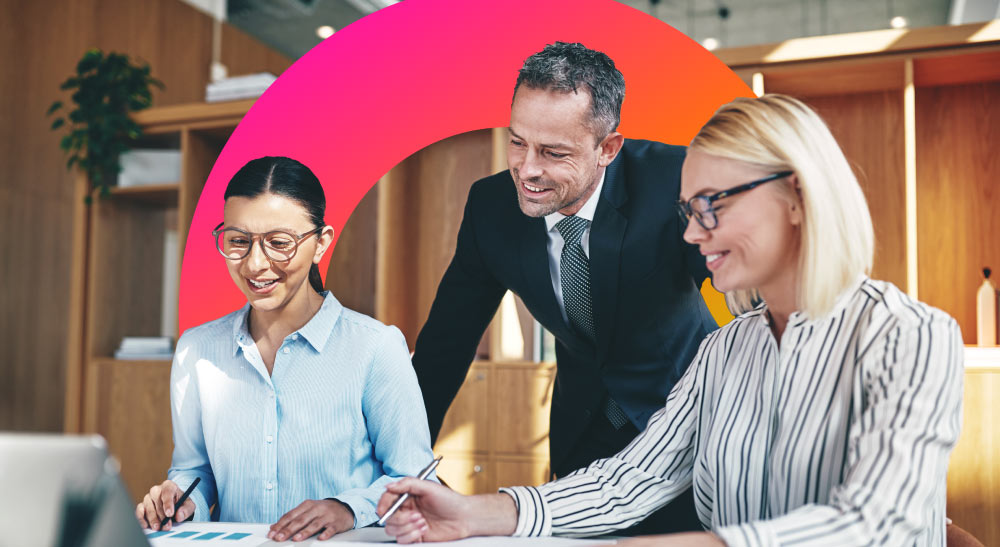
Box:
[376,94,964,546]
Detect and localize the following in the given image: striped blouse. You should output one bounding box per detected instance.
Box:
[503,277,964,546]
[167,292,434,527]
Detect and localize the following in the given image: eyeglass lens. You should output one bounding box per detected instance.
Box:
[216,230,299,261]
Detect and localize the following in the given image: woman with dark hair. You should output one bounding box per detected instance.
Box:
[135,156,434,542]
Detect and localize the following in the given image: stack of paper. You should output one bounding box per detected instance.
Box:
[114,336,173,360]
[117,149,182,187]
[205,73,277,102]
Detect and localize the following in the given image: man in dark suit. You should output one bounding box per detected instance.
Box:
[412,42,717,533]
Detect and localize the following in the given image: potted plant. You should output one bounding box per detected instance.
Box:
[47,48,164,200]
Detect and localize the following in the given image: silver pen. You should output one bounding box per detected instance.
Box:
[377,455,442,526]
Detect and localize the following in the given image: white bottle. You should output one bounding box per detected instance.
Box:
[977,267,997,347]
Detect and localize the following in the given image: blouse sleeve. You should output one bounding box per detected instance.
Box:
[716,312,964,546]
[330,326,436,528]
[501,334,713,537]
[166,333,219,522]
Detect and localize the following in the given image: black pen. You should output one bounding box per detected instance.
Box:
[377,456,442,526]
[161,477,201,527]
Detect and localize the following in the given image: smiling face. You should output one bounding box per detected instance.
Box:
[507,87,621,217]
[680,150,802,300]
[221,193,330,314]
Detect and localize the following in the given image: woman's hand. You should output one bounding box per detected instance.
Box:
[268,499,355,542]
[376,479,517,544]
[612,532,727,547]
[135,480,196,531]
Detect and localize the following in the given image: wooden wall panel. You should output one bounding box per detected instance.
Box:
[0,0,289,432]
[916,83,1000,344]
[326,185,379,317]
[378,129,494,347]
[375,165,420,339]
[803,92,907,290]
[222,24,293,79]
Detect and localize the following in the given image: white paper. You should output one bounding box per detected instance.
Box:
[146,522,614,546]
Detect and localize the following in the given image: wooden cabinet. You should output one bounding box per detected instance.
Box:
[435,361,556,494]
[948,349,1000,546]
[65,100,254,501]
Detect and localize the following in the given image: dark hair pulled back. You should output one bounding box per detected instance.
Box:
[224,156,326,293]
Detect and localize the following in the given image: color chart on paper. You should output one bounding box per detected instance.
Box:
[144,522,398,545]
[145,522,270,546]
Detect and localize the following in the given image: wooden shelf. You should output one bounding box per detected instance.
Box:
[132,99,254,128]
[914,49,1000,87]
[66,100,252,504]
[716,20,1000,68]
[109,183,180,207]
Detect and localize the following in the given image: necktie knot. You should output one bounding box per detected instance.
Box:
[556,215,589,245]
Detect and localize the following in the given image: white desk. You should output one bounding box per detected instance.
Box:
[145,522,613,546]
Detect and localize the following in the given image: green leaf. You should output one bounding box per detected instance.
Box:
[67,156,78,170]
[51,118,65,130]
[77,49,102,73]
[47,101,63,116]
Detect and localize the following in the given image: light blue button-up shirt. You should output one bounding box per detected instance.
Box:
[167,292,434,527]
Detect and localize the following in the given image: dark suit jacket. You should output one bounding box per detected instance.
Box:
[412,139,718,473]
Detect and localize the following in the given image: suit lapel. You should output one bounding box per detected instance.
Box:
[590,152,628,365]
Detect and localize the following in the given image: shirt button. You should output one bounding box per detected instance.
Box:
[266,482,273,490]
[266,435,273,443]
[282,347,290,354]
[292,334,299,340]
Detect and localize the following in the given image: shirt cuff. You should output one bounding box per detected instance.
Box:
[499,486,551,537]
[173,479,211,522]
[330,493,369,529]
[715,521,778,547]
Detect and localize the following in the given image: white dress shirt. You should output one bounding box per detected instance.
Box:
[502,277,964,546]
[544,170,606,323]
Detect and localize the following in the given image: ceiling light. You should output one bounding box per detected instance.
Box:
[316,25,335,39]
[702,37,720,51]
[890,16,908,29]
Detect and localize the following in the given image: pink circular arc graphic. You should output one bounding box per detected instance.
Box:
[179,0,752,333]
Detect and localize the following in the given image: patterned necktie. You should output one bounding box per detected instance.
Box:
[555,215,630,430]
[556,216,595,341]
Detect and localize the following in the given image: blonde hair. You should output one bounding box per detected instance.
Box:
[690,94,873,318]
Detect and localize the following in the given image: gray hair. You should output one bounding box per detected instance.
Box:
[514,42,626,140]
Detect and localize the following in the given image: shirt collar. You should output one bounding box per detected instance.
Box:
[544,168,606,232]
[231,291,343,355]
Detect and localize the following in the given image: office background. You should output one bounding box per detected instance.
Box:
[0,0,997,543]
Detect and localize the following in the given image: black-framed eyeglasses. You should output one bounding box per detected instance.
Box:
[212,222,323,262]
[676,171,794,231]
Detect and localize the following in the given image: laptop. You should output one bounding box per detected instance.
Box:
[0,433,149,547]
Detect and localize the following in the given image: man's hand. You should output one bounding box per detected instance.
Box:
[268,499,354,542]
[377,479,517,544]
